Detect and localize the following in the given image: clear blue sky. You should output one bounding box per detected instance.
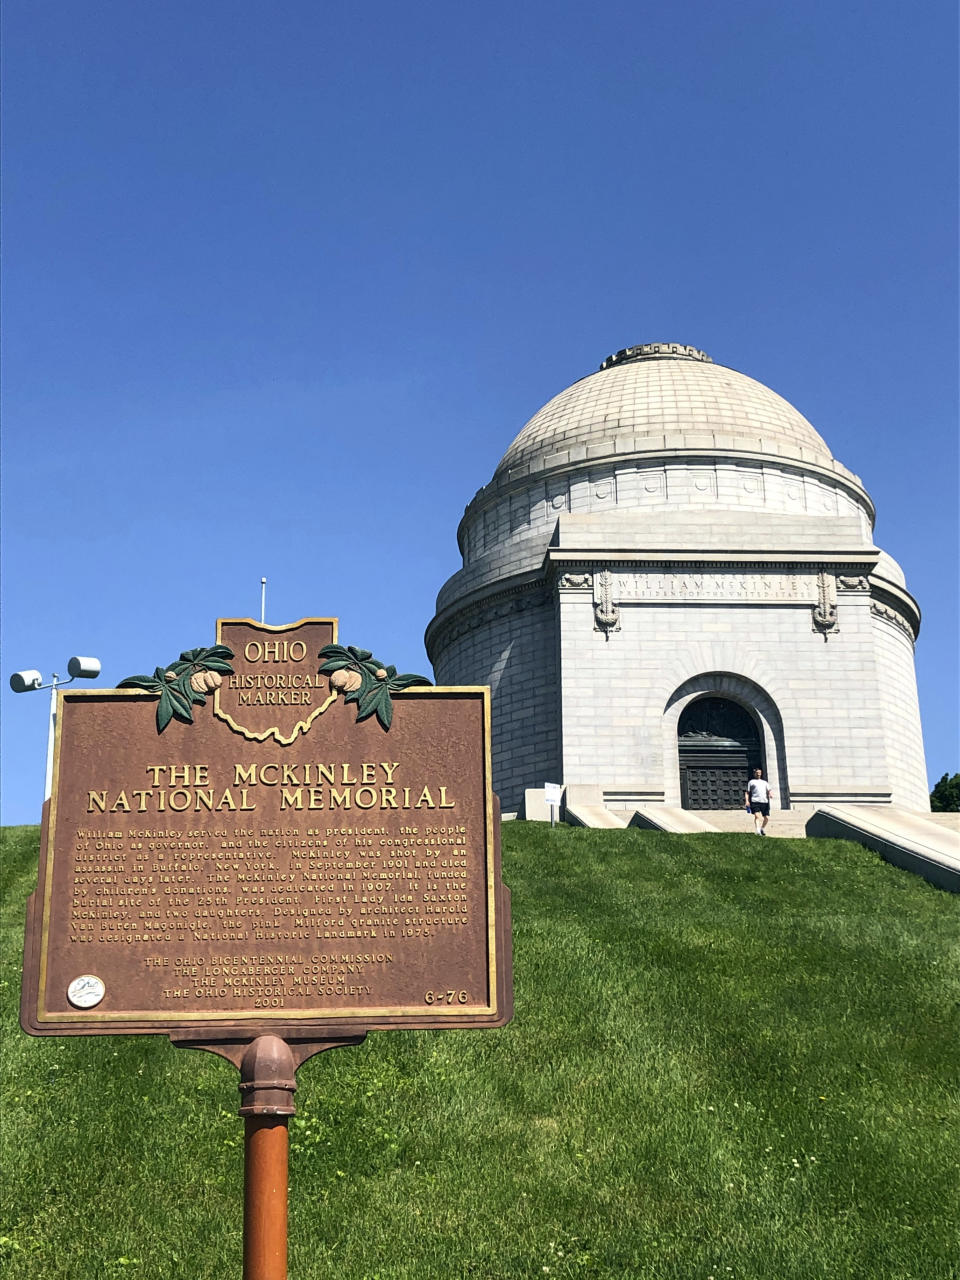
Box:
[2,0,956,824]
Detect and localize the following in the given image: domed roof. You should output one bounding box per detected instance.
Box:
[495,344,834,479]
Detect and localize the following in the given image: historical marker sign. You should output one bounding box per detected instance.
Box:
[212,618,338,744]
[21,618,512,1041]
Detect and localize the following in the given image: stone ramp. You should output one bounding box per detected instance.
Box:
[626,806,807,837]
[559,785,628,829]
[565,803,741,835]
[627,806,716,834]
[564,803,628,829]
[805,805,960,892]
[924,812,960,833]
[544,798,808,838]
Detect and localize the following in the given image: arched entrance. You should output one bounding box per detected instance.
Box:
[677,696,763,809]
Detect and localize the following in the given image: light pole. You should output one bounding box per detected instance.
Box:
[10,656,102,801]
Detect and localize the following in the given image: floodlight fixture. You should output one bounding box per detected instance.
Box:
[67,656,101,680]
[10,670,43,693]
[8,654,102,802]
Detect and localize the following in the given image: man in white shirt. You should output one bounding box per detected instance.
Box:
[745,768,774,836]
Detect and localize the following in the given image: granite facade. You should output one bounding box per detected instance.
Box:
[426,348,929,814]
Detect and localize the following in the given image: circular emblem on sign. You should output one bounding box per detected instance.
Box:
[67,975,105,1009]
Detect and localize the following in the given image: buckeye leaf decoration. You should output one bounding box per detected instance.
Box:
[119,645,235,735]
[318,645,430,730]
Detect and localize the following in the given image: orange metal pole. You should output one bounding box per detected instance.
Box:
[243,1116,289,1280]
[232,1034,362,1278]
[175,1033,363,1279]
[238,1037,297,1280]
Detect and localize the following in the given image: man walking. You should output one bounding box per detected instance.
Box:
[745,768,774,836]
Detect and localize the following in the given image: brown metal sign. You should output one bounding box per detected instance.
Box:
[213,618,338,744]
[21,619,512,1040]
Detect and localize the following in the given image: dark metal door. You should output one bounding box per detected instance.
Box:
[677,697,762,810]
[681,764,748,810]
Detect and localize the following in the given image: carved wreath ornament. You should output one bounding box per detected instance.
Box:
[119,641,429,734]
[118,646,236,734]
[318,644,430,730]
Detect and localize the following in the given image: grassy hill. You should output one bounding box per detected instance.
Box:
[1,823,957,1280]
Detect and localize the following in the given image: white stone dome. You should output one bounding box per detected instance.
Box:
[435,342,876,618]
[495,343,835,479]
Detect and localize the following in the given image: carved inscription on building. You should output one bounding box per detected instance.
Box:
[615,571,818,602]
[22,621,510,1037]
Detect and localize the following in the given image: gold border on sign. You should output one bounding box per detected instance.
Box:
[37,688,157,1021]
[35,684,501,1025]
[213,617,339,745]
[36,686,65,1017]
[402,685,498,1015]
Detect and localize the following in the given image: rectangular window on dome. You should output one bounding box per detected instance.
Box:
[510,494,529,533]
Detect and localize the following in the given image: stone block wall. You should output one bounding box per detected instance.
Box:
[556,588,895,808]
[430,593,560,812]
[871,613,930,810]
[430,566,929,815]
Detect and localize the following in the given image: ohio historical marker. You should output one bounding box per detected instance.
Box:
[21,618,512,1039]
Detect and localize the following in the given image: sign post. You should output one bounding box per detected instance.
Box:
[21,617,512,1279]
[544,782,563,828]
[240,1037,295,1280]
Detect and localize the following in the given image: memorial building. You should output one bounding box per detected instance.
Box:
[425,343,929,815]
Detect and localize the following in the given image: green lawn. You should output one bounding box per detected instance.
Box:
[2,823,958,1279]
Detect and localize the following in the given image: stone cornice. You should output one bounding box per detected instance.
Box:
[869,575,921,640]
[425,549,919,662]
[545,548,880,570]
[425,573,548,663]
[456,447,875,554]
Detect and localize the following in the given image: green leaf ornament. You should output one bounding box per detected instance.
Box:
[319,642,430,732]
[118,644,235,735]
